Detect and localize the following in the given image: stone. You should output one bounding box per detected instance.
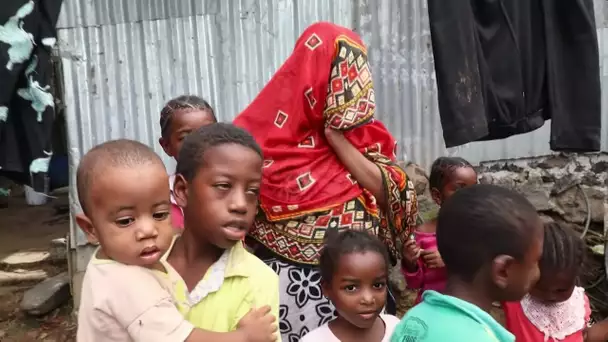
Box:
[523,188,552,212]
[479,174,493,185]
[0,269,47,286]
[526,169,544,186]
[389,261,407,294]
[21,272,70,316]
[49,238,67,261]
[2,251,50,267]
[503,164,524,173]
[417,195,439,222]
[591,161,608,174]
[582,172,603,187]
[554,186,606,224]
[488,171,518,189]
[537,155,571,169]
[402,162,429,195]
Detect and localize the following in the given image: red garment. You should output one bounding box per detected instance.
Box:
[401,231,447,304]
[234,22,397,221]
[170,203,184,231]
[503,293,590,342]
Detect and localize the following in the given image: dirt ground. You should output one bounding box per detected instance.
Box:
[0,194,76,341]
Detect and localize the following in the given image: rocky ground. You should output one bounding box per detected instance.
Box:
[0,189,75,341]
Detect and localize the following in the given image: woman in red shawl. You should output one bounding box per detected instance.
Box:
[234,22,419,341]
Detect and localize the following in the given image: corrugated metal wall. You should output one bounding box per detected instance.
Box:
[57,0,608,247]
[57,0,354,246]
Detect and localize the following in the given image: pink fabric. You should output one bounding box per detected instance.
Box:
[170,203,184,231]
[401,231,447,304]
[503,293,591,342]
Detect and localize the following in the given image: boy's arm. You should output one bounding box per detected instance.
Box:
[236,270,281,342]
[101,266,254,342]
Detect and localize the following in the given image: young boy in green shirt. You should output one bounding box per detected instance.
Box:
[391,184,544,342]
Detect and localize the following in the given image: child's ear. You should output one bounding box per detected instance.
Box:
[430,188,442,206]
[491,254,515,290]
[75,213,99,244]
[159,137,172,157]
[173,174,188,208]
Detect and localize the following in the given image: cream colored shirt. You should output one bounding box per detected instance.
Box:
[77,251,194,342]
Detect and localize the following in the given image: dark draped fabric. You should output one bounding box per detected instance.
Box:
[0,0,63,192]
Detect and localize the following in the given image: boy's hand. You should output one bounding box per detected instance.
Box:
[421,249,445,269]
[402,239,421,272]
[236,306,278,342]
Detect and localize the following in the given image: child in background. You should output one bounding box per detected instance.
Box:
[158,95,216,230]
[503,221,608,341]
[75,139,277,342]
[166,123,281,340]
[301,230,400,342]
[391,184,544,342]
[401,157,477,303]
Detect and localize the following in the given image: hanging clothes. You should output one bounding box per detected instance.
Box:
[428,0,601,152]
[0,0,63,192]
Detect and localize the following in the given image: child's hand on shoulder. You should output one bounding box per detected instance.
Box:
[402,238,421,272]
[421,249,445,269]
[236,306,278,342]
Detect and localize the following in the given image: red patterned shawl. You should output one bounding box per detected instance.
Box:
[234,22,418,264]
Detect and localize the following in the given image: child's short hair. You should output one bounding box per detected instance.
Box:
[76,139,164,214]
[176,123,263,182]
[540,221,585,275]
[429,156,474,190]
[437,184,539,282]
[319,229,390,283]
[159,95,216,138]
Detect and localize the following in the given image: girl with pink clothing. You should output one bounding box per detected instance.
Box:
[158,95,216,230]
[401,157,477,303]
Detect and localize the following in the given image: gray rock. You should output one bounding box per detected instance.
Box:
[401,162,429,195]
[554,186,606,224]
[0,269,48,286]
[524,188,552,212]
[591,161,608,174]
[537,155,571,169]
[389,261,407,294]
[1,251,50,267]
[21,272,70,316]
[49,238,68,262]
[479,174,493,185]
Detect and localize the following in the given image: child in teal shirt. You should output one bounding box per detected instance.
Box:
[391,184,544,342]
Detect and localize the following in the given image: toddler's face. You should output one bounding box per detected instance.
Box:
[529,271,576,304]
[323,251,388,329]
[432,166,478,206]
[77,164,174,267]
[160,109,215,161]
[441,167,478,201]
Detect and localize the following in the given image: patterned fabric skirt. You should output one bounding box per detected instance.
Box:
[265,258,337,342]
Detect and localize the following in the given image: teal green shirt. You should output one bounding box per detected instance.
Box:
[390,291,514,342]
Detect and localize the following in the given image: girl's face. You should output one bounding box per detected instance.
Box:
[322,251,388,329]
[432,166,478,205]
[159,109,215,161]
[529,270,577,304]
